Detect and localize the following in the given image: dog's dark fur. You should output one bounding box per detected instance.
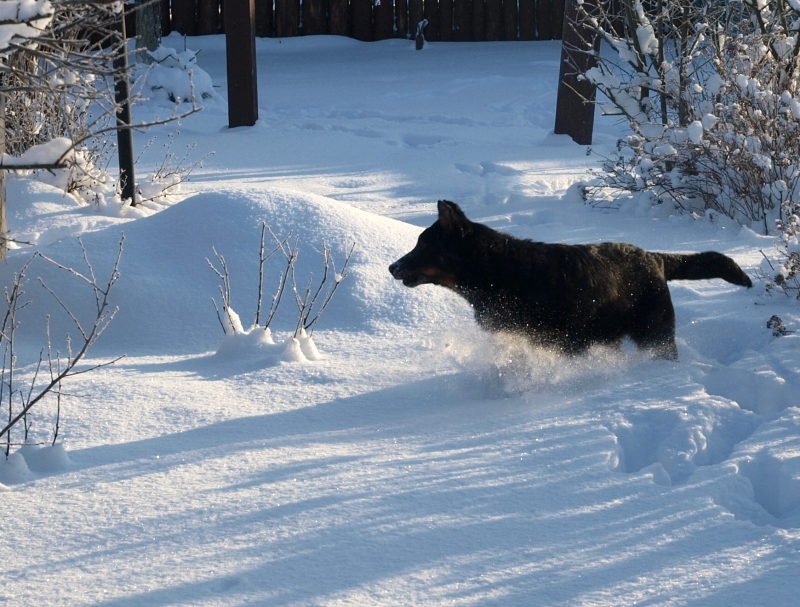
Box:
[389,200,752,360]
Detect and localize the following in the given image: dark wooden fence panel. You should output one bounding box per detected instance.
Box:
[255,0,272,36]
[329,0,350,35]
[408,0,424,39]
[472,0,485,40]
[275,0,299,36]
[503,0,516,40]
[304,0,328,34]
[351,0,373,40]
[164,0,566,42]
[536,0,553,40]
[518,0,535,40]
[374,0,394,39]
[439,0,453,40]
[197,0,220,34]
[486,0,502,40]
[453,0,471,40]
[424,0,440,40]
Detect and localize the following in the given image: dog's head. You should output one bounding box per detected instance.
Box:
[388,200,471,289]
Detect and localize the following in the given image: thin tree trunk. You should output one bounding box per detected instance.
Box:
[137,0,163,63]
[0,92,6,261]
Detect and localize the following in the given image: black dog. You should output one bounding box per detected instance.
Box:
[389,200,752,360]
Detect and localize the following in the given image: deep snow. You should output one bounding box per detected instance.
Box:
[1,34,799,606]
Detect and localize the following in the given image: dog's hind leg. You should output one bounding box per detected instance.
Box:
[629,291,679,361]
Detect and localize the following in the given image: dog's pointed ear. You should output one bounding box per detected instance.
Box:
[437,200,468,233]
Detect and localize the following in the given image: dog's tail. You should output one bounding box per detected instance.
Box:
[656,252,753,288]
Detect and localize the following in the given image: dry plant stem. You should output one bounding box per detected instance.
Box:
[303,242,354,337]
[206,248,238,333]
[265,234,298,330]
[46,316,64,445]
[0,257,35,455]
[255,222,290,327]
[291,239,355,337]
[0,235,125,444]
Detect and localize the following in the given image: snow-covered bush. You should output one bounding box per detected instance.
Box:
[1,1,202,216]
[135,46,220,106]
[571,0,800,296]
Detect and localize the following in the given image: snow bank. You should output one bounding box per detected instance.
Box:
[0,187,469,356]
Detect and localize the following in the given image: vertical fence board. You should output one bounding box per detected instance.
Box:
[255,0,273,36]
[275,0,299,36]
[424,0,441,41]
[329,0,349,35]
[518,0,534,39]
[408,0,423,39]
[502,0,516,39]
[304,0,328,34]
[552,0,564,39]
[471,0,485,40]
[172,0,198,34]
[453,0,471,40]
[374,0,394,39]
[197,0,220,34]
[161,0,173,36]
[536,0,551,40]
[485,0,502,39]
[395,0,408,37]
[439,0,453,40]
[351,0,373,40]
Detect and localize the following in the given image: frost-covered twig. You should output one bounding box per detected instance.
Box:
[255,222,291,327]
[300,241,355,337]
[206,248,239,334]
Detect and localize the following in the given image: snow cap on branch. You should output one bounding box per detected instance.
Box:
[0,0,54,58]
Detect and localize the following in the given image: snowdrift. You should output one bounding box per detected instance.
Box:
[0,187,469,356]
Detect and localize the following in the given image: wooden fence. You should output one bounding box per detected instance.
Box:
[160,0,566,42]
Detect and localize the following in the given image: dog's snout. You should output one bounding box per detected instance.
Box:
[389,259,403,277]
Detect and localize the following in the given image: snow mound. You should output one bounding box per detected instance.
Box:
[0,188,468,356]
[0,444,71,486]
[214,324,322,364]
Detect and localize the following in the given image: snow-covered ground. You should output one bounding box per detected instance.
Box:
[1,34,799,606]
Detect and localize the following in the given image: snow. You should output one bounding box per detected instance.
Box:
[0,0,52,56]
[1,34,799,606]
[0,136,72,167]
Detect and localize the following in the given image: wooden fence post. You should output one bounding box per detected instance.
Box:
[225,0,259,127]
[554,0,599,145]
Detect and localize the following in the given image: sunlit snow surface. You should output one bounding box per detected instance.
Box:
[1,34,799,606]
